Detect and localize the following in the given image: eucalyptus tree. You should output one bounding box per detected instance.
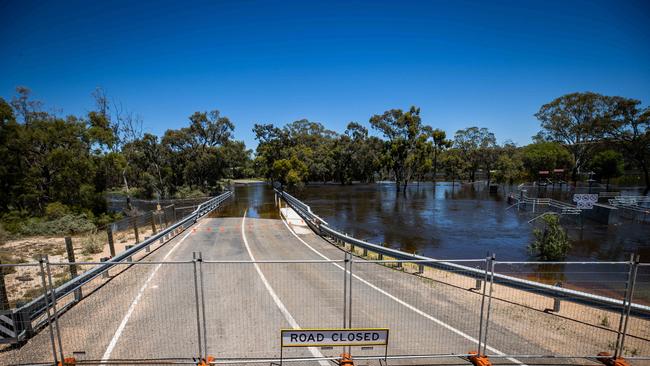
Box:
[453,127,496,182]
[369,106,426,191]
[534,92,610,182]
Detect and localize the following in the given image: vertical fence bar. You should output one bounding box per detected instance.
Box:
[192,252,203,358]
[618,254,640,358]
[482,254,496,356]
[44,256,65,363]
[198,252,208,361]
[614,254,635,359]
[476,256,490,354]
[38,257,59,365]
[343,252,349,329]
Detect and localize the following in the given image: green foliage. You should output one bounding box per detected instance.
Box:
[529,215,571,261]
[45,202,71,220]
[17,214,97,236]
[590,150,624,185]
[0,223,7,245]
[81,232,105,255]
[521,142,573,179]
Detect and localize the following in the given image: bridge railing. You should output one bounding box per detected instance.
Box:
[1,190,232,344]
[274,189,650,322]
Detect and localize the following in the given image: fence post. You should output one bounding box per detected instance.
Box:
[164,208,169,228]
[0,260,9,310]
[131,217,140,244]
[65,237,82,301]
[150,213,157,235]
[192,252,203,358]
[107,227,116,257]
[172,204,177,223]
[38,256,59,365]
[43,255,65,363]
[614,254,636,359]
[617,254,640,358]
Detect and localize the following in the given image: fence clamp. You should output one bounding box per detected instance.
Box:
[197,355,215,365]
[57,357,76,366]
[597,352,630,366]
[339,353,354,366]
[468,351,492,366]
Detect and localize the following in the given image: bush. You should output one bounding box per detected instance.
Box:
[529,214,571,260]
[173,186,208,199]
[18,214,97,236]
[81,232,105,255]
[45,202,71,220]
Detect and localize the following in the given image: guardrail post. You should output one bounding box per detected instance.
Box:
[131,217,139,244]
[362,248,368,257]
[125,245,133,262]
[144,237,151,252]
[107,227,116,257]
[64,237,82,302]
[417,263,424,274]
[0,260,9,310]
[100,257,110,278]
[552,282,562,312]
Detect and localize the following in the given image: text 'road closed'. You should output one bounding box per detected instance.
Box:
[281,329,389,347]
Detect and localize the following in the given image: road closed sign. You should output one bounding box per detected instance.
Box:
[281,328,389,347]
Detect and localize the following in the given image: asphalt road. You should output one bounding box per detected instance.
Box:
[2,196,633,365]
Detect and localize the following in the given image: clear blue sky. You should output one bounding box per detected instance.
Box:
[1,0,649,149]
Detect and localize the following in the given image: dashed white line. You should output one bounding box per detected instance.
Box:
[278,209,527,366]
[101,222,203,362]
[241,209,329,366]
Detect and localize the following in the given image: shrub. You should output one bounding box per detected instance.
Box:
[81,232,105,255]
[19,214,97,236]
[0,223,7,245]
[529,214,571,260]
[45,202,71,220]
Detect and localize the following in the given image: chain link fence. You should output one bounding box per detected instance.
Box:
[1,256,649,365]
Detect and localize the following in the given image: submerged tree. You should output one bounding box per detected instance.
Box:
[529,215,571,261]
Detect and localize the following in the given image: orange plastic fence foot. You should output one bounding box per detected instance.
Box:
[597,352,630,366]
[197,355,215,366]
[57,358,76,366]
[339,353,354,366]
[468,351,492,366]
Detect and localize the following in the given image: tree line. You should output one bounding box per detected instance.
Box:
[0,87,251,228]
[1,87,648,230]
[254,92,649,192]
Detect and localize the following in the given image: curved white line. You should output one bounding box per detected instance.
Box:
[279,209,527,365]
[241,209,328,366]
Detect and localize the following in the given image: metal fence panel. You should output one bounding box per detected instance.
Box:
[349,259,488,358]
[201,261,346,360]
[486,262,650,359]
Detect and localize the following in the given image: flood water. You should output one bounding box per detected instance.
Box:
[216,183,650,301]
[218,182,650,263]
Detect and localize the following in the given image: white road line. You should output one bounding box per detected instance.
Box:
[278,209,527,365]
[241,209,329,366]
[101,222,203,362]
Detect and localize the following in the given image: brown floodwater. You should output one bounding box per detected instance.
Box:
[213,182,650,301]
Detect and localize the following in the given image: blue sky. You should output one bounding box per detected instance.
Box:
[1,0,649,149]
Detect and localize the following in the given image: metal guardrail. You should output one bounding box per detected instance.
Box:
[275,189,650,320]
[19,191,233,329]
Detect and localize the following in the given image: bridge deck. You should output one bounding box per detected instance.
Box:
[4,197,646,365]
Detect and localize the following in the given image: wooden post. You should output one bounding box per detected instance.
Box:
[107,227,116,257]
[0,260,9,310]
[150,213,157,235]
[65,237,82,301]
[171,204,177,223]
[164,208,169,228]
[132,217,139,244]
